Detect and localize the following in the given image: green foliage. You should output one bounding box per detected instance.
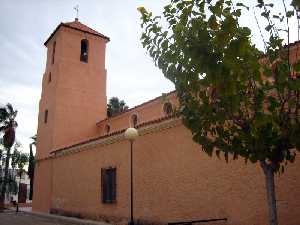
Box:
[0,103,19,205]
[11,143,29,178]
[139,2,300,223]
[1,142,27,196]
[292,0,300,8]
[0,173,18,196]
[28,136,36,180]
[31,134,37,146]
[107,97,129,117]
[0,107,8,123]
[138,0,300,174]
[0,103,18,149]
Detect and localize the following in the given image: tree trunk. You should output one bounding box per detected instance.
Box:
[29,175,34,200]
[18,171,22,203]
[28,143,35,200]
[260,160,278,225]
[0,147,11,209]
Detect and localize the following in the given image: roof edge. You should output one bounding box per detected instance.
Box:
[44,23,64,46]
[51,114,178,155]
[97,90,176,125]
[44,22,110,46]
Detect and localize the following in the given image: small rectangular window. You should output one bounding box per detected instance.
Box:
[48,72,52,83]
[52,41,56,64]
[44,110,48,123]
[101,167,116,203]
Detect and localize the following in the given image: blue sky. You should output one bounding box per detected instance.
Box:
[0,0,297,153]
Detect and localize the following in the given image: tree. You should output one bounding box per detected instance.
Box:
[11,144,29,203]
[28,135,36,200]
[138,1,300,225]
[11,144,29,180]
[0,142,19,202]
[11,142,28,201]
[0,103,18,208]
[107,97,129,117]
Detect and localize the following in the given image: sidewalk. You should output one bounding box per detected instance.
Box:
[1,208,112,225]
[8,206,32,212]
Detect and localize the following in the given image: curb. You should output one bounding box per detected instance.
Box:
[22,210,112,225]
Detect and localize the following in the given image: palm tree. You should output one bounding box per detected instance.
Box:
[0,103,18,209]
[107,97,129,117]
[28,135,36,200]
[0,106,8,122]
[0,105,8,165]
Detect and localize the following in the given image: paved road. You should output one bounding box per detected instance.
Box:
[0,211,103,225]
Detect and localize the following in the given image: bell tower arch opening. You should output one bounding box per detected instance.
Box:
[80,39,89,62]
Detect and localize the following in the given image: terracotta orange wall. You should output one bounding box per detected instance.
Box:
[36,31,62,160]
[32,158,53,213]
[36,26,108,159]
[33,121,300,225]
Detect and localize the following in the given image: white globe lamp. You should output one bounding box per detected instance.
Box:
[125,127,139,141]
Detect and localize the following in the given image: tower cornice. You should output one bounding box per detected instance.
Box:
[44,20,110,46]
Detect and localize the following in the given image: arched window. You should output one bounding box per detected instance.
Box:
[130,114,138,128]
[163,102,173,116]
[105,124,110,134]
[80,39,89,63]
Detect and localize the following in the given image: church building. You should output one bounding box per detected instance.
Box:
[32,19,300,225]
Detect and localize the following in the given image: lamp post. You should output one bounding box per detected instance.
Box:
[124,127,139,225]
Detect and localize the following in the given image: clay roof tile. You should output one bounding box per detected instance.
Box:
[44,19,110,46]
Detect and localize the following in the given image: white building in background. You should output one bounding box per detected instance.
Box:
[0,169,31,204]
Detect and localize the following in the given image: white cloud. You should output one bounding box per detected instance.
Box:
[0,82,40,153]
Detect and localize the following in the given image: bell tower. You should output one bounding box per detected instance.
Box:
[36,19,110,159]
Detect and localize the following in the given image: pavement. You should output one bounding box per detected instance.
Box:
[0,209,111,225]
[8,206,32,212]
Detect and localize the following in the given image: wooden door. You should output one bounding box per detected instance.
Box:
[18,183,27,203]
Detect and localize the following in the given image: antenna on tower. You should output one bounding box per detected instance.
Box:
[74,5,79,21]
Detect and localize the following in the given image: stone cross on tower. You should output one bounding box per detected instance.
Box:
[74,5,79,21]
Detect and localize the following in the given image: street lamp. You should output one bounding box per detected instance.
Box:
[124,127,139,225]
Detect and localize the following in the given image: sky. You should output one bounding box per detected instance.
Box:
[0,0,298,154]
